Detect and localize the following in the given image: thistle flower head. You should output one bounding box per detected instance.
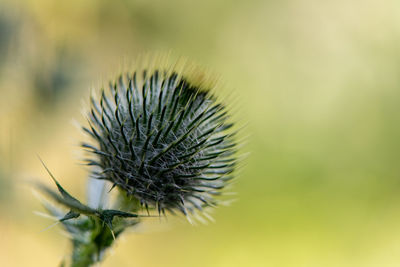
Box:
[83,65,237,215]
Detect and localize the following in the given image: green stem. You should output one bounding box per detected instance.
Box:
[70,217,113,267]
[67,193,141,267]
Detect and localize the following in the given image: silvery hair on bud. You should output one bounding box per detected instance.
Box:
[82,61,238,217]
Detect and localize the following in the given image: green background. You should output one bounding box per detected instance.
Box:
[1,0,400,266]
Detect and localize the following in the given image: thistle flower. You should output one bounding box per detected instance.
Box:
[35,60,240,266]
[83,67,237,216]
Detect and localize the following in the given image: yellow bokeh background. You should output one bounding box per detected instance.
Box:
[2,0,400,266]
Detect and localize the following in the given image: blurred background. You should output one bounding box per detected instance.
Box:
[2,0,400,266]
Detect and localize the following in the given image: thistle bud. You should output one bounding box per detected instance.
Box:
[83,67,237,215]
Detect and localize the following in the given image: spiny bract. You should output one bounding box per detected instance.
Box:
[83,69,236,215]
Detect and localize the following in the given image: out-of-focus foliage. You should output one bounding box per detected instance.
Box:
[29,45,81,106]
[0,12,12,63]
[2,0,400,266]
[0,167,12,205]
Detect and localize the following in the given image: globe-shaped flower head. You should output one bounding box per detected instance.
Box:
[83,66,237,216]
